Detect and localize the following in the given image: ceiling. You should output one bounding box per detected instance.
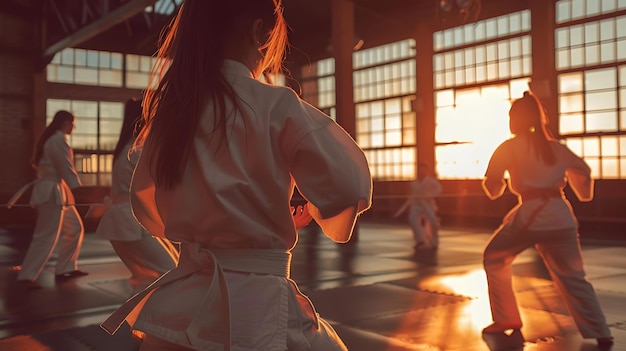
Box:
[0,0,492,67]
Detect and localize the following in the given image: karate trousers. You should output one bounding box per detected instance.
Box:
[483,224,611,338]
[408,205,439,248]
[110,234,178,292]
[18,203,84,281]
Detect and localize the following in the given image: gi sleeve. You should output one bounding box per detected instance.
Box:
[561,145,593,202]
[47,133,82,189]
[288,102,372,243]
[482,142,508,200]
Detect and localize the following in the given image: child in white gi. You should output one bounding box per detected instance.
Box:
[481,91,613,347]
[394,162,442,249]
[16,111,88,289]
[100,1,372,350]
[95,98,178,293]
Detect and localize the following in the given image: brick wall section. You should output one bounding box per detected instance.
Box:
[0,12,37,223]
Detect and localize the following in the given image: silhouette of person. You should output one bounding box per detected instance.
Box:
[95,98,178,293]
[481,91,613,347]
[100,1,372,350]
[394,162,442,250]
[15,110,88,289]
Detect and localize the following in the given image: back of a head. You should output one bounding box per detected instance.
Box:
[32,110,74,167]
[142,0,289,189]
[508,91,556,165]
[113,98,142,161]
[509,91,542,136]
[51,110,74,128]
[154,0,286,84]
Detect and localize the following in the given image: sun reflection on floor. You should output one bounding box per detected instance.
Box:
[426,269,493,333]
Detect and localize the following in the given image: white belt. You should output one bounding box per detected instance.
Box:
[6,180,38,208]
[101,242,292,350]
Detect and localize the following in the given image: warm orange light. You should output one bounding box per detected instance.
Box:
[436,83,528,179]
[433,269,493,332]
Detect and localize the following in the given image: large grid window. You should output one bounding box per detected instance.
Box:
[433,10,532,179]
[300,39,417,180]
[301,58,336,118]
[434,11,532,90]
[48,48,157,90]
[556,15,626,69]
[556,0,626,179]
[556,0,626,23]
[357,97,416,180]
[558,66,626,178]
[126,54,156,89]
[47,48,123,87]
[354,39,417,180]
[46,99,124,186]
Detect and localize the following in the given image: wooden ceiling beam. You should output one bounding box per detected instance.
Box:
[43,0,156,58]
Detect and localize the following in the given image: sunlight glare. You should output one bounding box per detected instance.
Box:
[435,84,516,179]
[433,269,493,332]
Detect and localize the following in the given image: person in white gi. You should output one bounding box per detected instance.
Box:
[100,1,372,350]
[481,91,613,347]
[95,98,178,293]
[394,162,442,250]
[16,110,88,289]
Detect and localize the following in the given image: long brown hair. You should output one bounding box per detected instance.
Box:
[113,98,143,162]
[32,110,74,167]
[138,0,289,189]
[509,91,556,165]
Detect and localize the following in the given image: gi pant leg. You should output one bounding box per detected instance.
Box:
[482,224,531,326]
[422,205,439,247]
[110,234,178,292]
[18,204,64,281]
[535,228,611,338]
[54,204,84,275]
[408,206,428,245]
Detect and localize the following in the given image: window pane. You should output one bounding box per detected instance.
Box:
[602,158,619,178]
[87,51,99,68]
[72,101,98,118]
[99,70,123,87]
[100,120,122,136]
[75,49,87,66]
[585,68,616,90]
[602,136,619,156]
[74,67,98,85]
[556,28,569,48]
[586,91,617,110]
[560,113,585,134]
[100,102,124,118]
[583,137,601,156]
[560,94,583,113]
[46,99,71,121]
[586,111,618,132]
[73,121,97,137]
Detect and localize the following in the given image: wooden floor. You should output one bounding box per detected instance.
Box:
[0,221,624,351]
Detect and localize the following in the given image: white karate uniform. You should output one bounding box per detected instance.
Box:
[17,130,84,281]
[482,135,611,338]
[95,142,178,292]
[406,176,441,247]
[102,60,372,350]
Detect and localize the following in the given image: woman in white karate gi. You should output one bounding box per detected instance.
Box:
[394,162,442,250]
[95,98,178,293]
[101,1,372,350]
[481,91,613,347]
[17,110,88,289]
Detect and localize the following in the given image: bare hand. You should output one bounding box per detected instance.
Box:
[291,203,312,229]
